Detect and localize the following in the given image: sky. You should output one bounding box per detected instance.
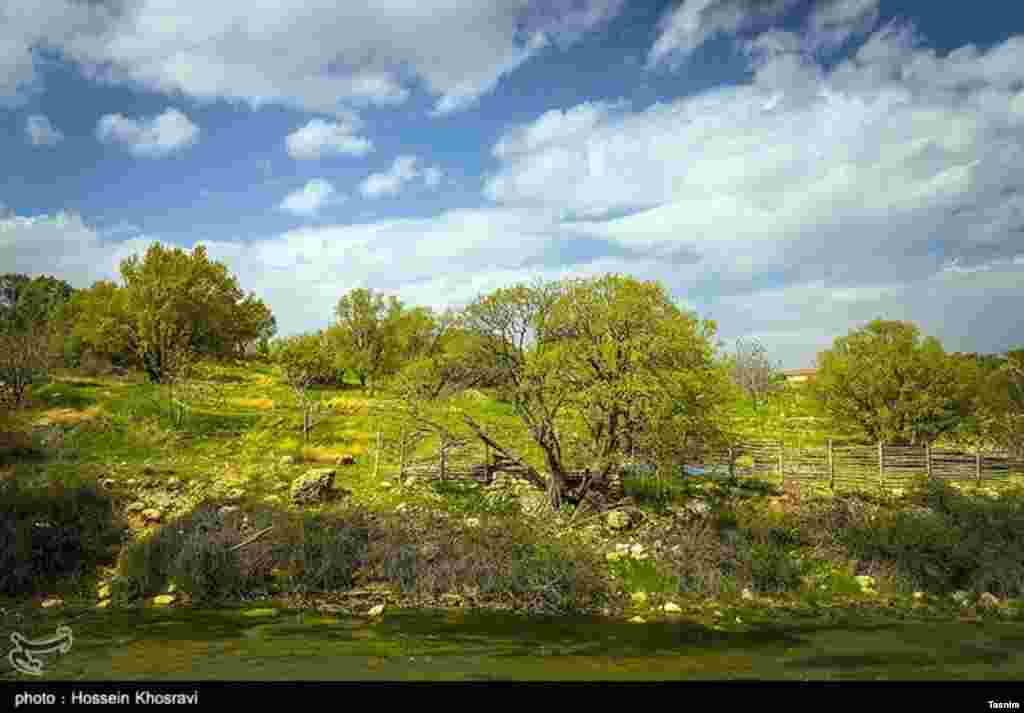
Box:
[2,0,1023,369]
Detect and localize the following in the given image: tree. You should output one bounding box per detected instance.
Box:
[964,348,1024,456]
[73,243,275,382]
[330,288,410,394]
[0,328,53,408]
[730,337,781,409]
[811,319,973,444]
[274,333,334,442]
[390,274,737,510]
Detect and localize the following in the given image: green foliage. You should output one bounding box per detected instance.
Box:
[812,320,974,444]
[172,530,244,603]
[431,479,520,517]
[608,556,679,596]
[291,513,371,592]
[0,480,124,596]
[842,478,1024,597]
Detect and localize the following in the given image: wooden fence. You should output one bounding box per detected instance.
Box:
[695,440,1024,492]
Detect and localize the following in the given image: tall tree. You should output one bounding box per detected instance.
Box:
[330,288,408,393]
[390,274,737,510]
[811,319,972,444]
[730,337,781,409]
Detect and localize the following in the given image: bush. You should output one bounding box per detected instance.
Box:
[841,478,1024,597]
[0,480,124,596]
[290,512,370,592]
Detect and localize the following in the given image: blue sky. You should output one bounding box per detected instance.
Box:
[2,0,1024,367]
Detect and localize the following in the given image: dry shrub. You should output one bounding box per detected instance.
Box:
[659,518,730,596]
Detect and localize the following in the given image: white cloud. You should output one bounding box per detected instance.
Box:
[96,108,200,157]
[25,114,64,146]
[1,1,622,115]
[286,118,373,160]
[647,0,803,69]
[423,165,443,188]
[278,179,341,217]
[805,0,880,52]
[359,156,420,198]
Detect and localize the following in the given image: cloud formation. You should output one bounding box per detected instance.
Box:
[286,118,373,160]
[1,1,624,115]
[359,156,421,198]
[278,179,341,217]
[25,114,64,146]
[95,108,200,157]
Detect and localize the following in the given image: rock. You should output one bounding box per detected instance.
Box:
[219,505,240,516]
[741,588,755,602]
[854,575,877,594]
[606,510,631,531]
[143,465,156,475]
[337,455,356,466]
[419,543,441,561]
[912,591,926,601]
[404,477,418,488]
[152,595,176,606]
[980,592,1001,610]
[97,584,112,600]
[141,508,163,523]
[465,517,481,528]
[280,455,296,465]
[96,599,110,609]
[663,602,682,613]
[395,503,408,513]
[686,500,711,517]
[628,616,646,624]
[380,481,393,490]
[41,597,63,609]
[290,468,338,505]
[166,477,182,490]
[126,501,146,513]
[100,478,117,489]
[606,551,623,562]
[631,591,649,605]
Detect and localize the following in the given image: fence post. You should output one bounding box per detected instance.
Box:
[728,446,735,481]
[828,439,835,492]
[925,441,932,480]
[373,430,382,479]
[778,441,784,487]
[399,428,407,479]
[976,446,982,485]
[878,441,885,491]
[440,441,447,481]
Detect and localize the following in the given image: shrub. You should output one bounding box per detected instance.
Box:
[173,528,244,603]
[841,477,1024,597]
[290,511,371,592]
[0,480,123,596]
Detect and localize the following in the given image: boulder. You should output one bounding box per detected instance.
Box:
[628,616,647,624]
[979,592,1001,610]
[126,501,146,514]
[290,468,338,505]
[367,604,385,617]
[141,508,163,523]
[152,595,176,606]
[606,510,631,531]
[741,587,755,602]
[631,591,648,605]
[464,517,481,528]
[663,602,682,613]
[41,597,63,609]
[336,455,356,466]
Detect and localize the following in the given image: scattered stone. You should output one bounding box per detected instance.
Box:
[152,595,176,606]
[395,503,408,513]
[100,478,117,490]
[606,510,631,531]
[419,543,441,562]
[404,477,418,488]
[337,455,356,466]
[141,508,163,523]
[166,477,182,490]
[465,517,481,528]
[912,591,926,601]
[143,465,156,475]
[126,501,146,513]
[854,575,877,594]
[628,616,646,624]
[631,591,648,605]
[606,551,623,562]
[290,468,338,505]
[96,599,110,609]
[124,479,137,487]
[97,584,112,600]
[41,597,63,609]
[280,455,296,466]
[980,592,1002,610]
[219,505,240,516]
[380,481,393,490]
[663,602,682,613]
[686,500,711,517]
[741,588,755,602]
